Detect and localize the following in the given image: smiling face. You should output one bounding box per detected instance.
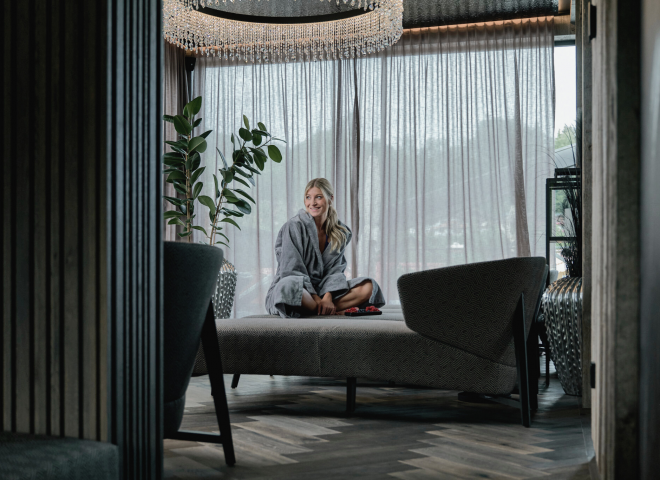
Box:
[304,186,331,220]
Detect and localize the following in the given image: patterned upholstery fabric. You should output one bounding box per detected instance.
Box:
[398,257,547,367]
[199,313,517,395]
[0,432,118,480]
[194,258,546,396]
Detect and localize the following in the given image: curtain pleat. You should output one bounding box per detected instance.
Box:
[163,42,189,241]
[188,17,554,315]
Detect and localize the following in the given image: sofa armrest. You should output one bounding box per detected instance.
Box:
[397,257,547,365]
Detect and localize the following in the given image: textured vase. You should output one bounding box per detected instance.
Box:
[542,276,583,396]
[212,259,238,320]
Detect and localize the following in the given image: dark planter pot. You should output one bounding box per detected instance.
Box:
[163,241,224,435]
[542,276,583,396]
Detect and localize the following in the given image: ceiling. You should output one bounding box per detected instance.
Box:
[202,0,559,29]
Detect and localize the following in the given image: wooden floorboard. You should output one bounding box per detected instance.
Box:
[165,362,592,479]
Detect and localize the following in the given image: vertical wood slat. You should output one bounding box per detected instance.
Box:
[107,1,163,478]
[2,2,163,479]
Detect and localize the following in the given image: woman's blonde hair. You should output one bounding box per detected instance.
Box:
[304,178,349,252]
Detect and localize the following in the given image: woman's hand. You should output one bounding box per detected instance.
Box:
[315,293,336,315]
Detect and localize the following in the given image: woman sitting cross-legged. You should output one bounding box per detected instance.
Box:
[265,178,385,317]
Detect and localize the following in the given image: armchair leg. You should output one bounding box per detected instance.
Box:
[200,302,236,466]
[346,377,357,414]
[513,294,531,427]
[231,374,241,389]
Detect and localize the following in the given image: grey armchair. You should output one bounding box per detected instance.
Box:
[397,256,548,426]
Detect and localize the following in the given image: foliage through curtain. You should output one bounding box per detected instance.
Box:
[189,17,555,317]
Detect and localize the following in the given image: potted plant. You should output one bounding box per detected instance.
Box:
[542,117,583,396]
[162,96,285,324]
[162,96,284,244]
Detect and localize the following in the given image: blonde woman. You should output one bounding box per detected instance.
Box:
[265,178,385,317]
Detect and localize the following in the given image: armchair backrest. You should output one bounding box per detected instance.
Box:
[163,242,223,434]
[397,257,547,367]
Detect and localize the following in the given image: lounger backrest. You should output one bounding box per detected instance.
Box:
[397,257,547,367]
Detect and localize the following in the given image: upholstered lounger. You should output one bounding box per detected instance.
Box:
[194,257,548,425]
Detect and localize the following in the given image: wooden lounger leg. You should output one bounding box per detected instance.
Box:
[346,377,357,414]
[201,303,236,466]
[231,374,241,389]
[513,294,532,428]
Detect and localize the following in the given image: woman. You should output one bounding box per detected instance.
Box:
[265,178,385,317]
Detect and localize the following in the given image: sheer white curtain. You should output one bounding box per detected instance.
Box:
[192,59,358,317]
[193,17,554,316]
[355,18,555,304]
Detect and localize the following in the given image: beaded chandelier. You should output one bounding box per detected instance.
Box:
[163,0,403,63]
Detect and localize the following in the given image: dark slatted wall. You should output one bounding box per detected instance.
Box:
[107,0,164,477]
[1,1,163,478]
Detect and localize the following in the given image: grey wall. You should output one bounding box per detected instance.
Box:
[1,1,163,478]
[639,0,660,476]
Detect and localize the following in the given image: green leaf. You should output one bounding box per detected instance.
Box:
[173,115,192,136]
[163,157,185,166]
[234,199,252,214]
[239,128,253,142]
[243,164,262,175]
[257,122,267,131]
[233,167,252,179]
[164,196,185,206]
[168,217,185,226]
[221,208,241,217]
[243,115,250,130]
[188,96,203,115]
[220,168,233,184]
[192,182,203,199]
[167,171,186,182]
[213,174,220,199]
[273,137,287,144]
[178,231,193,238]
[163,114,175,123]
[200,130,213,139]
[231,176,251,189]
[268,145,283,162]
[222,188,239,200]
[234,189,255,203]
[216,147,228,169]
[192,118,202,128]
[178,203,187,215]
[173,183,187,195]
[163,210,184,219]
[216,241,230,248]
[191,166,205,184]
[166,140,188,149]
[247,175,256,186]
[189,136,207,153]
[198,195,216,216]
[164,151,184,159]
[252,132,262,146]
[191,153,201,171]
[220,217,241,230]
[253,153,265,171]
[230,133,235,144]
[216,232,230,242]
[191,225,208,236]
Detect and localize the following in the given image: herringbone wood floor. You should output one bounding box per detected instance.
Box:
[165,364,593,479]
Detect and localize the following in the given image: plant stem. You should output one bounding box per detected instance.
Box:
[186,132,192,243]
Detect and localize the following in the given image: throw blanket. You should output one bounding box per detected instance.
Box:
[265,209,385,318]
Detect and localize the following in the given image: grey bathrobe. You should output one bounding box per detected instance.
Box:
[265,209,385,318]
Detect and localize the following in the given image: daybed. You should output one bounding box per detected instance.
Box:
[195,257,548,426]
